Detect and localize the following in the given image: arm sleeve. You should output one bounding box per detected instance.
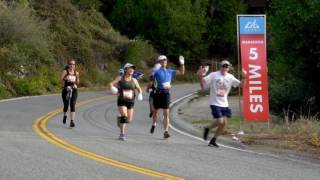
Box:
[203,73,213,89]
[231,75,241,87]
[169,69,177,77]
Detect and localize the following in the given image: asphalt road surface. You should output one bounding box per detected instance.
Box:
[0,84,319,180]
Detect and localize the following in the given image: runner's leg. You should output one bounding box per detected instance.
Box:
[118,106,128,135]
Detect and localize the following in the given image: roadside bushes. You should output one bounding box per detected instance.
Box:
[0,1,58,97]
[124,38,157,69]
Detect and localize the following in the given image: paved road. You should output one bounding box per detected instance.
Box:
[0,84,319,180]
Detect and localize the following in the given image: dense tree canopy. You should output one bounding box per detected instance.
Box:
[109,0,208,60]
[269,0,320,114]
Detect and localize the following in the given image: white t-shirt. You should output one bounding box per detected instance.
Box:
[203,71,240,107]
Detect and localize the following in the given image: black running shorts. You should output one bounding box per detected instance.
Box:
[117,99,134,109]
[153,91,170,109]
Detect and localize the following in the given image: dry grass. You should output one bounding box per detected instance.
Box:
[239,117,320,155]
[192,115,320,155]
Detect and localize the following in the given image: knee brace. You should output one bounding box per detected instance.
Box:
[120,116,128,123]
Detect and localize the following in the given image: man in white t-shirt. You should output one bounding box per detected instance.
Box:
[197,60,244,147]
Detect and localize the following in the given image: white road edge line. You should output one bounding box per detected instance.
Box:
[169,92,277,156]
[0,94,59,103]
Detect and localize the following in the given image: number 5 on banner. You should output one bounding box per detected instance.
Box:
[249,48,258,60]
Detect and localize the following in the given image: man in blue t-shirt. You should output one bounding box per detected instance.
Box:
[150,55,185,139]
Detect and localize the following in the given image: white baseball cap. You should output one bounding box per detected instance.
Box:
[220,60,231,67]
[123,63,136,69]
[157,55,167,62]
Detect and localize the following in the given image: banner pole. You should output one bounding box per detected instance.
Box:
[237,15,244,135]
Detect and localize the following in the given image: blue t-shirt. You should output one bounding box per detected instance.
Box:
[153,68,177,90]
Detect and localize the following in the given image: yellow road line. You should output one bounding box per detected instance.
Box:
[33,96,184,180]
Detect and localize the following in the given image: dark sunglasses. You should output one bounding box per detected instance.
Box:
[222,65,229,68]
[69,63,75,65]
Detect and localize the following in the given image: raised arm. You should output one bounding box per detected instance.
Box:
[197,66,207,90]
[239,69,247,87]
[176,55,185,75]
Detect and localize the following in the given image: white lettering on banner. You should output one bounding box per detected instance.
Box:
[249,81,262,85]
[241,40,264,44]
[249,86,262,94]
[245,19,260,30]
[250,104,263,113]
[249,64,261,78]
[248,64,263,113]
[250,95,262,102]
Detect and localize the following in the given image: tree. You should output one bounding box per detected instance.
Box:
[269,0,320,114]
[110,0,208,60]
[205,0,247,57]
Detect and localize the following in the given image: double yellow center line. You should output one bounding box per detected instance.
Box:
[33,96,184,180]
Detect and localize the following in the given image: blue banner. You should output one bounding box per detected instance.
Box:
[239,16,265,35]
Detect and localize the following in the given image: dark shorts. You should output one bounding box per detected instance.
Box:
[210,105,232,119]
[149,91,154,103]
[153,91,170,109]
[117,99,134,109]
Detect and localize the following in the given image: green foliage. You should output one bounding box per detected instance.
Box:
[31,0,139,84]
[0,2,53,71]
[269,0,320,114]
[124,38,157,69]
[12,65,60,95]
[14,78,44,95]
[72,0,102,10]
[0,1,59,97]
[0,85,12,98]
[206,0,247,57]
[107,0,247,60]
[0,0,157,98]
[110,0,208,60]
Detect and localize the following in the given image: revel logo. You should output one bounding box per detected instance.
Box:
[245,19,260,31]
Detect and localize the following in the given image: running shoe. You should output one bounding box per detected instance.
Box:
[203,127,209,140]
[150,125,156,134]
[118,134,127,141]
[63,115,67,124]
[208,137,219,147]
[70,120,75,128]
[164,131,171,139]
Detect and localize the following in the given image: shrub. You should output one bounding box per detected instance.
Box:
[124,38,157,69]
[0,85,12,98]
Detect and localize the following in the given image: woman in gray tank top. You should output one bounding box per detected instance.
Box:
[110,63,143,141]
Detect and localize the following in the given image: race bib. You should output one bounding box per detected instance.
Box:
[162,82,171,89]
[67,75,76,83]
[216,89,226,97]
[123,90,134,100]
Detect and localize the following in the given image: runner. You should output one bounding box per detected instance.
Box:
[60,59,79,128]
[146,63,161,118]
[197,60,245,147]
[110,63,143,141]
[150,55,185,139]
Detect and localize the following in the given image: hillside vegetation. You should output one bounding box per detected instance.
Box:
[0,0,156,97]
[0,0,320,117]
